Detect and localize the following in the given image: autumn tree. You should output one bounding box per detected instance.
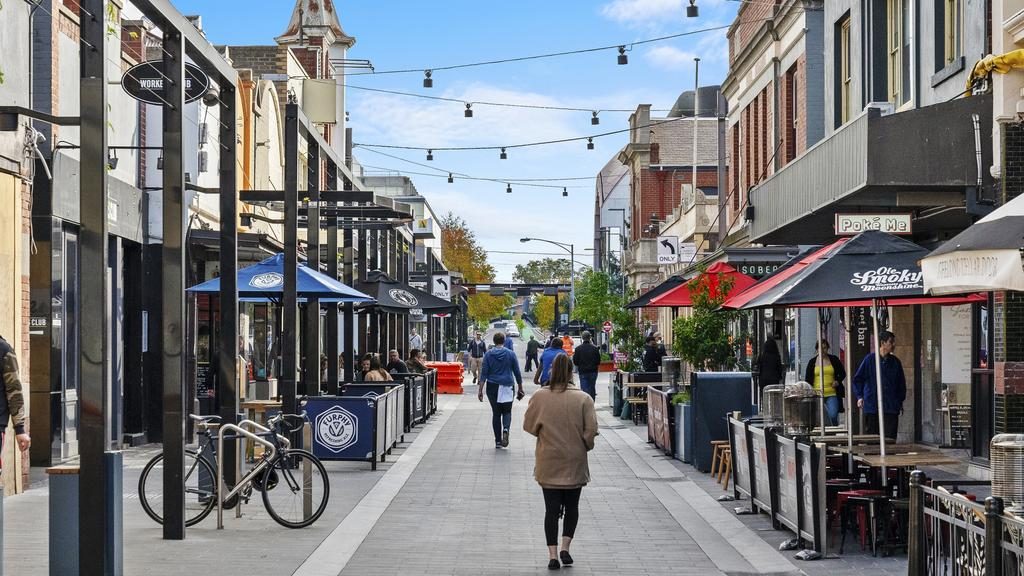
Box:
[513,258,572,284]
[439,213,508,325]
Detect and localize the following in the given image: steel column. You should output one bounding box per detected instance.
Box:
[326,162,339,392]
[160,28,187,541]
[343,227,355,382]
[78,0,114,569]
[217,83,239,487]
[302,142,321,398]
[282,104,299,416]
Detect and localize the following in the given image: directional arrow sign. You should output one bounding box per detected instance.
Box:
[657,235,679,264]
[431,274,451,299]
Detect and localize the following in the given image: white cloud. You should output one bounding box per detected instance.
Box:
[600,0,684,25]
[644,45,699,70]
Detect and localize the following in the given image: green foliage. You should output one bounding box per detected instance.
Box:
[513,258,572,284]
[533,295,555,330]
[439,213,505,324]
[671,268,740,371]
[514,317,525,333]
[671,390,691,405]
[572,270,617,329]
[609,290,645,372]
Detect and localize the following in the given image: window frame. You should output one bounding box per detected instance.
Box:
[840,17,852,124]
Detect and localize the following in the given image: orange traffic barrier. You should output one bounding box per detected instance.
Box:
[426,361,465,394]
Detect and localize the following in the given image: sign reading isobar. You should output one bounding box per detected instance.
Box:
[834,213,912,236]
[122,61,210,106]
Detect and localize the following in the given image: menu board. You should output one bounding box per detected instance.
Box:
[941,305,972,384]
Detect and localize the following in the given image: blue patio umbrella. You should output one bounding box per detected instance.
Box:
[187,253,375,303]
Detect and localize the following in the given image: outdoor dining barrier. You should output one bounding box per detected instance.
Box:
[728,416,828,555]
[689,372,754,472]
[647,386,672,455]
[390,372,429,431]
[304,385,404,470]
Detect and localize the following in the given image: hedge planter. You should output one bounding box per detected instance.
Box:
[598,361,616,373]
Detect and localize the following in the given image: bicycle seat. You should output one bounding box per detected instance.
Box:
[189,414,223,425]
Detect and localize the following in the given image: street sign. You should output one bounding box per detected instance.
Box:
[431,274,451,299]
[657,235,679,264]
[121,60,209,105]
[835,213,912,235]
[678,242,697,265]
[602,321,613,333]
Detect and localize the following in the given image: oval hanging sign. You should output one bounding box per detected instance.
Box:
[121,61,210,106]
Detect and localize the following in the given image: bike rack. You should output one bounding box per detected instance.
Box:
[216,422,277,529]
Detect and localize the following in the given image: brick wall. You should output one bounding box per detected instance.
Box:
[728,1,779,66]
[795,54,808,155]
[994,122,1024,435]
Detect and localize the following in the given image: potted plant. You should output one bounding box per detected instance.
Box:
[598,351,615,373]
[671,388,692,462]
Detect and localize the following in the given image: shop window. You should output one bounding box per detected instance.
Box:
[938,0,961,70]
[887,0,912,106]
[835,15,853,127]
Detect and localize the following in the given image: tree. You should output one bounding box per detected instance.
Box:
[439,213,507,325]
[513,258,572,284]
[671,269,740,371]
[533,295,555,330]
[572,270,617,328]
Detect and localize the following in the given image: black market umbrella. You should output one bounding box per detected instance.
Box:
[357,276,458,315]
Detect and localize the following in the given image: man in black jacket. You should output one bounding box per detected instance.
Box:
[573,331,601,400]
[0,335,30,455]
[524,336,540,372]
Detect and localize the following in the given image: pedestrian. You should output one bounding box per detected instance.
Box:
[364,354,393,382]
[852,331,906,440]
[467,332,487,383]
[572,331,601,400]
[407,348,428,374]
[478,332,524,448]
[561,333,574,357]
[0,335,30,456]
[641,336,663,372]
[803,339,846,426]
[386,349,409,374]
[524,335,541,372]
[523,354,598,571]
[535,337,567,387]
[503,333,514,352]
[754,336,785,393]
[409,328,423,351]
[654,332,667,359]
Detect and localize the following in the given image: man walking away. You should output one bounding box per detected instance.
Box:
[386,349,409,374]
[409,328,423,351]
[852,331,906,440]
[525,336,541,372]
[535,337,567,387]
[503,334,514,352]
[573,331,601,400]
[478,332,524,448]
[0,335,31,457]
[467,332,487,384]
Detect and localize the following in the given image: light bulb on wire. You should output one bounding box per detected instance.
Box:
[465,103,473,118]
[426,149,433,161]
[423,70,433,88]
[448,173,454,183]
[506,183,512,194]
[617,46,628,65]
[591,111,600,125]
[686,0,699,17]
[500,147,507,160]
[562,187,568,197]
[587,137,594,150]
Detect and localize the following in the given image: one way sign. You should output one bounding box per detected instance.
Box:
[657,235,679,264]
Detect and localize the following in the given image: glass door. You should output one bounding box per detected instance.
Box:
[971,297,993,460]
[61,228,80,460]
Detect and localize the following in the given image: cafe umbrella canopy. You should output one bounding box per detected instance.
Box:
[921,192,1024,294]
[723,230,983,475]
[187,253,375,302]
[648,262,757,307]
[357,275,458,315]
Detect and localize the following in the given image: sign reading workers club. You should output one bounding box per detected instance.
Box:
[122,61,210,106]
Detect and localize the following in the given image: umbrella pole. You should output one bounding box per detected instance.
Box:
[817,309,827,434]
[871,299,888,487]
[844,307,854,475]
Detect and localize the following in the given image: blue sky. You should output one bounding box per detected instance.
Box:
[172,0,739,281]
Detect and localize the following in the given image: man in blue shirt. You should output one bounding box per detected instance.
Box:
[478,332,524,448]
[534,337,567,387]
[852,331,906,440]
[503,334,514,352]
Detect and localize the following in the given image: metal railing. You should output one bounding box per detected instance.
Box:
[215,420,287,529]
[907,471,1022,576]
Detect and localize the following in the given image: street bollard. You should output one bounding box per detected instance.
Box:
[47,465,79,576]
[303,423,312,520]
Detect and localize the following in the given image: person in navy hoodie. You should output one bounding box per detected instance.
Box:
[852,330,906,440]
[478,332,524,448]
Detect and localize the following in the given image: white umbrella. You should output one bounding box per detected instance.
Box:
[923,194,1024,294]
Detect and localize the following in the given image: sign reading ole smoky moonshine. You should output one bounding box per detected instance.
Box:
[849,266,923,293]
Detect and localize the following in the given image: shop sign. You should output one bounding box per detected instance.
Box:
[737,262,782,279]
[834,213,912,236]
[121,61,209,106]
[657,235,678,264]
[314,405,358,453]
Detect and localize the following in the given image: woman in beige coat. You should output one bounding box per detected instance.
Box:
[523,354,598,570]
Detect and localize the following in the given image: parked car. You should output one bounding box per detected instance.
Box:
[507,325,520,338]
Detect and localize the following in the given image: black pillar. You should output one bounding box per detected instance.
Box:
[326,162,339,392]
[302,143,321,398]
[217,82,238,486]
[160,28,187,541]
[79,0,114,567]
[282,104,299,416]
[343,227,355,382]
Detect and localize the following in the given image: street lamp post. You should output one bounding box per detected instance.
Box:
[520,237,575,324]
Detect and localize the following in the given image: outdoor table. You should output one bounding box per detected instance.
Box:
[831,442,932,455]
[853,452,961,468]
[811,434,880,445]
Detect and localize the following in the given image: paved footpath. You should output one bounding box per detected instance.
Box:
[3,369,906,575]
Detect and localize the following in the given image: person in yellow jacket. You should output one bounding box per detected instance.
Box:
[803,339,846,426]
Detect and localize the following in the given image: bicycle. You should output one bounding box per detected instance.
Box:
[138,410,330,529]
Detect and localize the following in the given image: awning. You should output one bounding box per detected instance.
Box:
[721,244,835,309]
[625,276,685,309]
[187,253,374,302]
[923,192,1024,294]
[357,276,457,315]
[649,262,757,307]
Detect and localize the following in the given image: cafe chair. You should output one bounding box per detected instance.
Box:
[718,447,732,490]
[710,441,730,478]
[837,489,885,554]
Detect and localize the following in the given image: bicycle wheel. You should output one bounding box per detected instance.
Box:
[138,449,217,527]
[261,449,330,529]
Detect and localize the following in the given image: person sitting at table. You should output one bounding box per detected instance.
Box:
[407,348,428,374]
[364,354,393,382]
[386,349,409,374]
[852,331,905,440]
[803,339,846,426]
[355,354,372,382]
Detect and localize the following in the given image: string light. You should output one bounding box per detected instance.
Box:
[687,0,699,17]
[423,70,433,88]
[448,173,454,183]
[562,187,568,197]
[426,149,434,161]
[587,137,594,150]
[617,46,628,65]
[500,147,507,160]
[506,183,512,193]
[591,111,600,125]
[464,103,473,118]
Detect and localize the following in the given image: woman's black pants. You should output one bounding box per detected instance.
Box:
[485,383,513,443]
[542,487,582,546]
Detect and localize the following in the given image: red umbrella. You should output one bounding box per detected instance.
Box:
[721,240,845,310]
[649,262,758,307]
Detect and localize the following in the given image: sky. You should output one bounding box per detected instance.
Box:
[171,0,739,282]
